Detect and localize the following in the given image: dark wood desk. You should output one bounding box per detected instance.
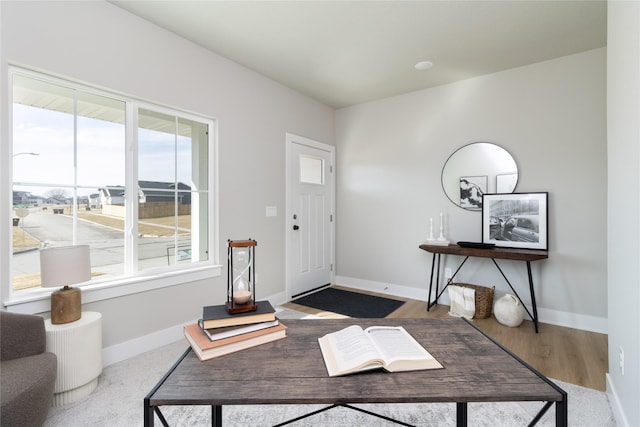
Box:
[144,318,566,427]
[419,244,548,332]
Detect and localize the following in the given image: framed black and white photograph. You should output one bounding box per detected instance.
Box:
[460,176,486,210]
[482,192,548,250]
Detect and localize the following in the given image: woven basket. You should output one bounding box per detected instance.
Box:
[452,283,495,319]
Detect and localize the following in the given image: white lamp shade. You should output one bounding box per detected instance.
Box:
[40,245,91,288]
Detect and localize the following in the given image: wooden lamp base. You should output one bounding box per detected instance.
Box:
[51,286,81,324]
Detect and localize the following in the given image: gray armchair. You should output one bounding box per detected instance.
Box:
[1,311,57,427]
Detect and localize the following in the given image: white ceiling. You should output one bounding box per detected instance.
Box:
[110,1,607,109]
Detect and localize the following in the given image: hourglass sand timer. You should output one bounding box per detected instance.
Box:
[226,239,258,314]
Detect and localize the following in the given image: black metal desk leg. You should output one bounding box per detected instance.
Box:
[526,261,540,333]
[427,253,436,311]
[456,402,468,427]
[556,395,568,426]
[212,405,222,426]
[144,399,154,427]
[428,253,442,310]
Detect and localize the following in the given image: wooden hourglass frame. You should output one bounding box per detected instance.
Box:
[226,239,258,314]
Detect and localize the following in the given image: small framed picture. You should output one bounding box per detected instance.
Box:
[482,192,548,250]
[496,173,518,193]
[460,176,486,210]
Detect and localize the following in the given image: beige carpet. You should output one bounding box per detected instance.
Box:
[44,307,616,426]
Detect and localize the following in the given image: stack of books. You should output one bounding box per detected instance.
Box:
[183,300,287,361]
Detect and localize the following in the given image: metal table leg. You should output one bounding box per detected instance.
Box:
[427,253,440,310]
[490,258,539,333]
[556,397,568,427]
[526,261,540,333]
[212,405,222,426]
[456,402,468,427]
[425,249,541,333]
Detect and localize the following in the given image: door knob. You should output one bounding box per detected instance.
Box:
[293,225,299,231]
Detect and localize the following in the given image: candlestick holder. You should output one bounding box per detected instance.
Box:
[426,214,450,246]
[438,219,447,241]
[428,218,435,241]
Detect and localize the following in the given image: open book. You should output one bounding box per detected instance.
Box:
[318,325,443,377]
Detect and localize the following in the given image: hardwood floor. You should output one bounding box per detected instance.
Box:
[283,286,608,391]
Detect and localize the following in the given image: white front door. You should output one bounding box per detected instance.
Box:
[286,133,334,298]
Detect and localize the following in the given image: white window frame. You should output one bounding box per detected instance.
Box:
[2,66,221,314]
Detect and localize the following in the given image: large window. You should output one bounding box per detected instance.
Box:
[9,68,217,301]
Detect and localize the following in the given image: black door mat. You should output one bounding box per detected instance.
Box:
[291,287,405,318]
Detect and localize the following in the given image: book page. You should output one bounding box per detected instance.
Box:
[319,325,383,375]
[365,326,433,363]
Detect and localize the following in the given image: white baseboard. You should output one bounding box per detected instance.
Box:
[335,275,608,334]
[268,290,289,307]
[534,307,607,334]
[335,275,428,302]
[102,319,195,367]
[606,373,630,427]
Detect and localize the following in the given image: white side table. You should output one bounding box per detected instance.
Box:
[45,311,103,406]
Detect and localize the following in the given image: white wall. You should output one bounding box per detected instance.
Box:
[335,48,607,333]
[1,1,334,355]
[607,2,640,426]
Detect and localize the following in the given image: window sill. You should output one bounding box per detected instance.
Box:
[3,264,222,314]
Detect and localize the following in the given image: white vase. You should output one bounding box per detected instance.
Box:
[494,294,525,327]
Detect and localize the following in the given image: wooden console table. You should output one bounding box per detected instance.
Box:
[419,244,548,332]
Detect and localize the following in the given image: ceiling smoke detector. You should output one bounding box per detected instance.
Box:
[414,61,434,71]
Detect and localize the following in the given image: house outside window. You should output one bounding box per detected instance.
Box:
[7,67,218,304]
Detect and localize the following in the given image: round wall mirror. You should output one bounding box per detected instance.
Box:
[441,142,518,210]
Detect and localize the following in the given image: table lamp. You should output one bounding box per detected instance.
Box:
[226,239,257,314]
[40,245,91,324]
